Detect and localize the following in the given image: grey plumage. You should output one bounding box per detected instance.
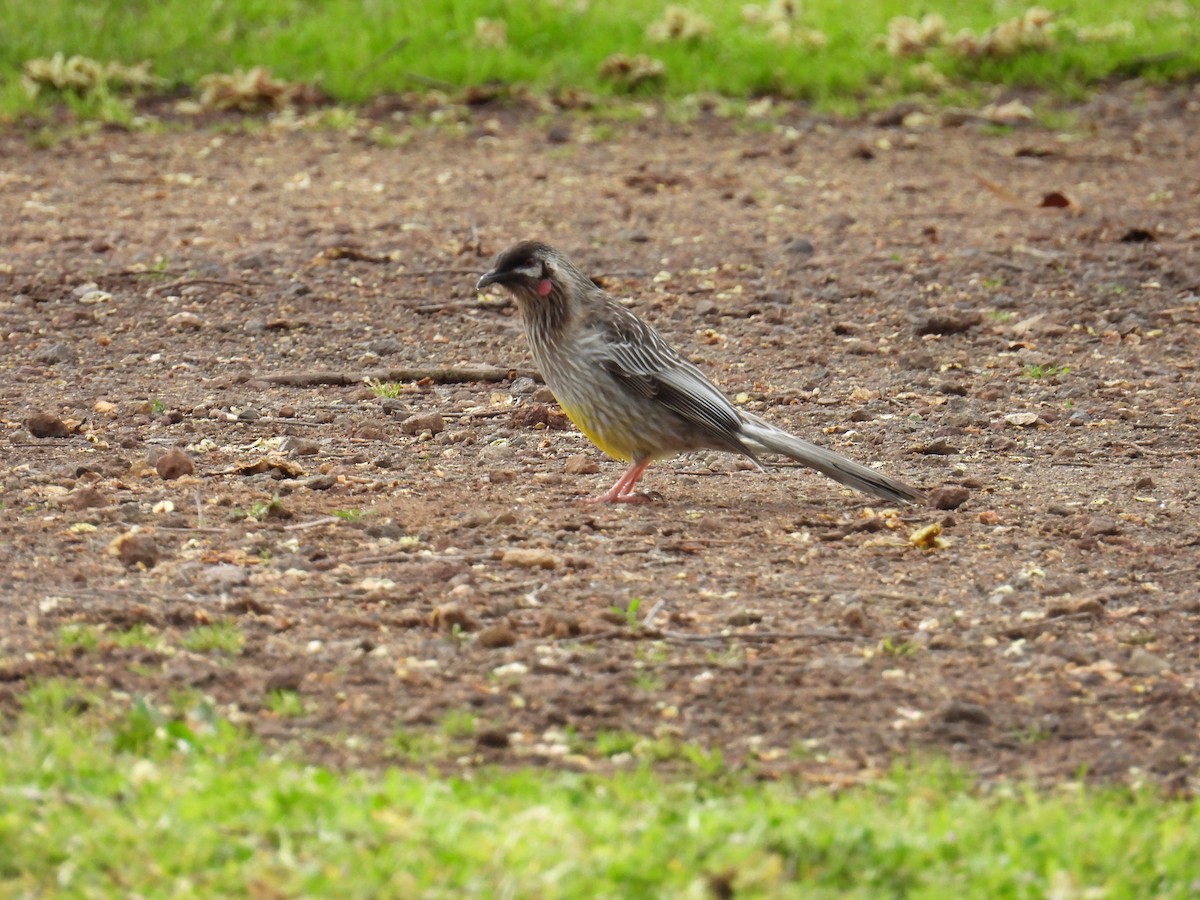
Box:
[477,240,925,505]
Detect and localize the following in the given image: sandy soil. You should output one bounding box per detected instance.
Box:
[1,85,1198,788]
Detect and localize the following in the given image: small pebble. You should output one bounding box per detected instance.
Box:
[928,485,970,510]
[914,311,982,336]
[194,563,250,592]
[1046,595,1106,618]
[367,337,403,355]
[478,444,515,462]
[400,412,445,435]
[784,237,815,257]
[538,611,581,638]
[64,486,107,510]
[918,438,961,456]
[511,404,552,428]
[264,671,305,693]
[26,413,70,438]
[155,448,195,480]
[938,701,992,726]
[1004,412,1041,427]
[564,454,600,475]
[429,603,477,632]
[1083,517,1121,537]
[501,548,560,570]
[353,424,388,442]
[841,604,868,630]
[108,530,159,568]
[726,611,763,627]
[34,342,76,365]
[476,622,518,649]
[1127,648,1170,676]
[167,311,204,330]
[475,729,511,749]
[280,436,320,457]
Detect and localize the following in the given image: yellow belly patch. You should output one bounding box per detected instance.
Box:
[558,399,632,462]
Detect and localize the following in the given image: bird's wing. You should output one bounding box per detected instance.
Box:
[595,304,754,456]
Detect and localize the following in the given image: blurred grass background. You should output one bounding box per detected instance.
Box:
[0,0,1197,119]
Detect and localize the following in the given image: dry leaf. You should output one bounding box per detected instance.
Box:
[236,457,306,478]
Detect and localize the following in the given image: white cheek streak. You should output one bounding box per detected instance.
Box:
[515,264,541,278]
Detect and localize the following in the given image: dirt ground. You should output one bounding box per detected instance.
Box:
[2,85,1198,789]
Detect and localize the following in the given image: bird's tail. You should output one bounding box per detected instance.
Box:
[738,415,925,505]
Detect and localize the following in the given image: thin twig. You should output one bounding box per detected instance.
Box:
[150,277,259,295]
[263,365,540,387]
[571,628,635,644]
[402,72,456,90]
[342,552,473,565]
[998,611,1099,640]
[238,417,328,427]
[392,268,487,277]
[642,599,667,629]
[355,35,411,78]
[283,516,342,531]
[661,628,859,644]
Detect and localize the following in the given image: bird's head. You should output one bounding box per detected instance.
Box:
[476,240,566,302]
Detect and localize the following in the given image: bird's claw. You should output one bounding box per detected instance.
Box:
[579,490,659,504]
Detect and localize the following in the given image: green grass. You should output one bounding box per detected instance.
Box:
[1,0,1198,121]
[2,681,1200,896]
[181,620,245,655]
[1023,362,1071,378]
[364,377,404,399]
[56,623,102,652]
[265,689,306,718]
[57,622,166,652]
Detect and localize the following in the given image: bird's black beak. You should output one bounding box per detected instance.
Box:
[476,269,503,291]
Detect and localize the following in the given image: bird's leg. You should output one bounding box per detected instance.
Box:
[584,459,652,503]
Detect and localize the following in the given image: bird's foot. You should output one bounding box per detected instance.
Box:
[580,489,657,504]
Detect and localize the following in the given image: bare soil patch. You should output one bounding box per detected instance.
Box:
[2,87,1198,788]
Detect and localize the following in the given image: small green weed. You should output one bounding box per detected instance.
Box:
[390,726,443,761]
[57,624,101,651]
[182,620,245,655]
[1023,363,1071,379]
[265,689,306,718]
[881,636,919,657]
[365,378,404,399]
[614,597,643,630]
[112,623,166,651]
[633,671,665,693]
[243,495,287,521]
[595,730,640,757]
[1012,724,1054,744]
[439,709,477,739]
